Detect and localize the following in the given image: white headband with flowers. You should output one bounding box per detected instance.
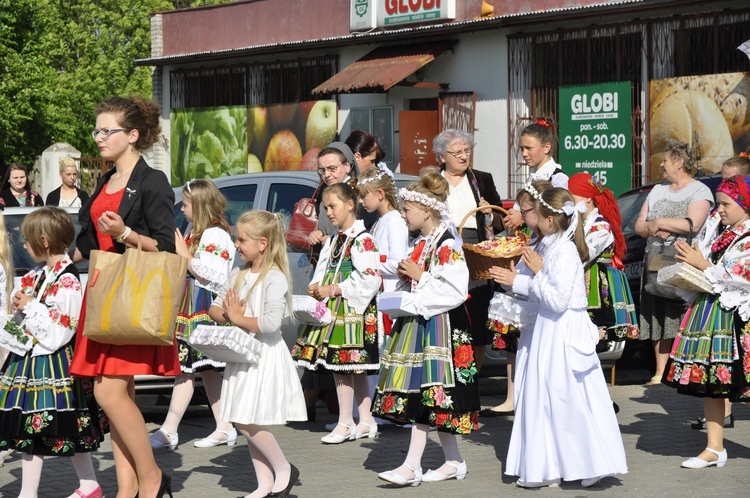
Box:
[398,188,449,216]
[522,182,563,214]
[359,162,394,186]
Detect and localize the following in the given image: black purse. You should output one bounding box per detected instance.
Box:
[643,217,694,300]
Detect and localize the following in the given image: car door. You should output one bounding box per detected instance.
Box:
[263,179,317,295]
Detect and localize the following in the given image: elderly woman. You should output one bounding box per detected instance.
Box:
[635,141,713,384]
[434,129,504,370]
[45,157,90,207]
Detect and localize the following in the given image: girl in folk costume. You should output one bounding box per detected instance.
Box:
[0,208,104,498]
[290,181,382,443]
[484,180,551,418]
[151,179,237,451]
[664,175,750,469]
[568,173,639,343]
[504,188,627,488]
[210,210,306,498]
[373,171,480,487]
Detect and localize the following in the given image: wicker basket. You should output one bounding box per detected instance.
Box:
[459,206,528,280]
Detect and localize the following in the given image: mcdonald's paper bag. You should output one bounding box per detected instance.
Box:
[83,248,188,346]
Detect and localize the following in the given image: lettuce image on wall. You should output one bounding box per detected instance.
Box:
[171,106,248,186]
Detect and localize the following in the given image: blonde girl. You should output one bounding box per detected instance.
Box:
[357,163,408,293]
[0,207,103,498]
[504,119,568,230]
[505,188,626,488]
[374,171,479,487]
[45,157,90,207]
[291,181,382,443]
[150,179,237,450]
[0,212,14,314]
[209,210,306,498]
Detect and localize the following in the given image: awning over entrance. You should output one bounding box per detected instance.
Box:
[312,41,456,96]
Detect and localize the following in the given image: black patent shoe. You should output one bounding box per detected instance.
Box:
[268,464,300,498]
[157,472,173,498]
[690,413,734,430]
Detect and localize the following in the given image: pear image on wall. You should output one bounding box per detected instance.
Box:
[305,101,337,151]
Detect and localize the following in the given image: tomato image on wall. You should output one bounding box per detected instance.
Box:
[170,101,338,186]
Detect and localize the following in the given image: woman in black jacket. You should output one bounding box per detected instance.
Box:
[0,163,43,208]
[434,129,504,372]
[45,156,90,207]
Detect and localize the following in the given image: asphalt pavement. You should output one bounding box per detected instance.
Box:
[2,357,750,497]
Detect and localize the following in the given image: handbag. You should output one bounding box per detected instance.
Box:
[286,183,323,251]
[83,236,188,346]
[644,217,694,300]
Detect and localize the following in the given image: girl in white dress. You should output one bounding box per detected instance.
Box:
[210,210,307,498]
[504,187,627,488]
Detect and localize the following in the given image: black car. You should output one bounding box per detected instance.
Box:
[618,173,723,309]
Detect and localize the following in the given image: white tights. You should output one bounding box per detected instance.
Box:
[20,452,99,498]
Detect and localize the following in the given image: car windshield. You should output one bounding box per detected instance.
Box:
[618,188,652,237]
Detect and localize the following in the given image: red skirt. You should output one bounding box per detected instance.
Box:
[69,290,181,377]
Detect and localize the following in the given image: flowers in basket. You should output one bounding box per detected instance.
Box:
[473,233,529,257]
[293,295,333,325]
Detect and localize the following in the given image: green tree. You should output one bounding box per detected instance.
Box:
[0,0,228,171]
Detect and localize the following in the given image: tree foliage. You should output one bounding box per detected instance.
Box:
[0,0,228,168]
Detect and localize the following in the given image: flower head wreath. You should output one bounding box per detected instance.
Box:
[522,182,563,214]
[359,162,394,186]
[536,118,552,129]
[398,188,449,216]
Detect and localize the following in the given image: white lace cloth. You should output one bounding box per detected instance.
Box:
[487,292,538,329]
[187,325,262,364]
[292,295,333,325]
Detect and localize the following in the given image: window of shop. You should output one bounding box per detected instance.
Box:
[349,107,394,164]
[169,56,337,108]
[507,8,750,198]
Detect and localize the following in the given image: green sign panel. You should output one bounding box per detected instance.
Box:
[558,82,632,197]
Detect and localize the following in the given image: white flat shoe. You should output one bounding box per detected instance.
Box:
[194,428,237,448]
[150,428,178,450]
[378,464,422,487]
[422,461,467,482]
[581,473,614,487]
[355,422,378,439]
[681,447,727,468]
[321,423,356,444]
[516,478,561,488]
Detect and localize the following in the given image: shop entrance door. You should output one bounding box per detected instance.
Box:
[399,110,438,175]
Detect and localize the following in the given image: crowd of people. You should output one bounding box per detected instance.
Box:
[0,94,749,497]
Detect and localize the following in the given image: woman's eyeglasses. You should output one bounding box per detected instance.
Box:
[91,128,128,140]
[520,207,535,217]
[446,148,473,158]
[317,163,343,176]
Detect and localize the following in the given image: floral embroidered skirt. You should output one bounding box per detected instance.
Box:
[175,278,225,373]
[291,296,380,373]
[0,345,106,456]
[586,263,639,341]
[372,308,480,434]
[664,293,750,400]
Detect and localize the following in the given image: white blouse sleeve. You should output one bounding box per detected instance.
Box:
[585,219,615,263]
[25,273,83,356]
[528,243,580,313]
[257,271,289,334]
[413,239,469,319]
[380,218,409,281]
[191,227,236,293]
[0,266,7,314]
[705,234,750,321]
[338,234,382,314]
[311,237,334,286]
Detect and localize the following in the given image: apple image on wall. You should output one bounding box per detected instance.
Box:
[305,101,337,151]
[264,130,303,171]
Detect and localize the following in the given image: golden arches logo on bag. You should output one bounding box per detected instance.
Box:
[100,266,172,336]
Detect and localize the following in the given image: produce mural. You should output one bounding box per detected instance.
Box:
[649,72,750,179]
[170,101,338,186]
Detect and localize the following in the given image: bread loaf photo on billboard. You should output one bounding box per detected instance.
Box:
[649,72,750,178]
